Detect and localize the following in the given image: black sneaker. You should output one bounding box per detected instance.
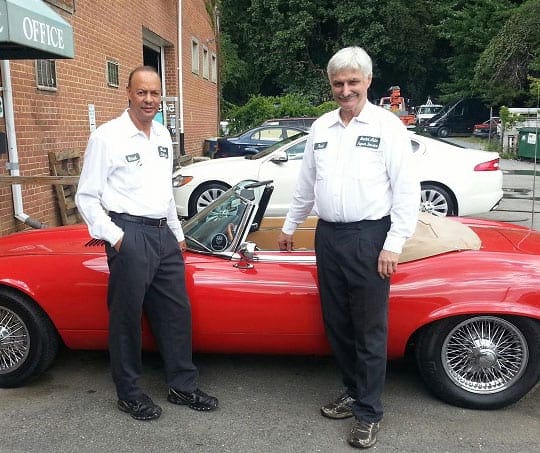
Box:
[167,388,218,411]
[117,394,162,421]
[348,420,380,449]
[320,392,355,419]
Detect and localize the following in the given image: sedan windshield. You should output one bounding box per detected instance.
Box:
[245,131,307,160]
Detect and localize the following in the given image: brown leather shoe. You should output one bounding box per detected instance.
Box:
[320,392,355,419]
[348,420,380,449]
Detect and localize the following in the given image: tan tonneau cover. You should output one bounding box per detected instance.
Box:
[252,213,481,261]
[400,212,481,263]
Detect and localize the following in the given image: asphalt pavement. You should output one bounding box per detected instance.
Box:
[1,351,538,453]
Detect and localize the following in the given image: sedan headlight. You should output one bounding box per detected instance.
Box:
[172,175,193,188]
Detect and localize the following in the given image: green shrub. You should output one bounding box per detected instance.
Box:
[222,94,337,135]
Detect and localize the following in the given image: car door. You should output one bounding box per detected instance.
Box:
[186,250,329,355]
[257,139,307,216]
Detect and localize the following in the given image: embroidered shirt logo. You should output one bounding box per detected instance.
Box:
[125,153,141,163]
[158,146,169,158]
[314,142,328,150]
[356,136,381,149]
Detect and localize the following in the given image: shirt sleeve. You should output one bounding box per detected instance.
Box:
[75,133,124,246]
[167,197,184,242]
[382,125,420,253]
[282,133,317,234]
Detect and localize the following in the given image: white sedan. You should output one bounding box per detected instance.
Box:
[173,133,503,218]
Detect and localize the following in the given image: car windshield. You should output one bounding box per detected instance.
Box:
[182,180,268,254]
[419,106,443,115]
[245,131,307,160]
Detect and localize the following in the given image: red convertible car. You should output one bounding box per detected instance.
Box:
[0,181,539,410]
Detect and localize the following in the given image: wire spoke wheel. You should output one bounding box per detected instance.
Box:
[0,306,30,374]
[442,316,528,394]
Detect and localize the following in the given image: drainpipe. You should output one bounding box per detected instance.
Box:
[177,0,185,156]
[1,60,46,229]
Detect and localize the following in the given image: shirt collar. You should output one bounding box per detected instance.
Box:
[354,101,376,124]
[121,109,165,138]
[323,101,376,128]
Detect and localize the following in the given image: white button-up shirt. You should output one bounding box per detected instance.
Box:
[283,102,420,253]
[75,110,183,246]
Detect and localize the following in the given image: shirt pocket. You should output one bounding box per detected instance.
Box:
[345,147,386,181]
[313,146,332,180]
[116,154,144,190]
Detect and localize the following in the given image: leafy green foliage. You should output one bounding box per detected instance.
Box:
[217,0,537,118]
[473,0,540,106]
[223,93,330,134]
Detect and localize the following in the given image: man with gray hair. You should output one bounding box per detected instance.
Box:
[279,47,419,448]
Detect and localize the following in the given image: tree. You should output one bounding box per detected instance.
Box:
[432,0,522,103]
[220,0,443,105]
[473,0,540,106]
[218,0,528,111]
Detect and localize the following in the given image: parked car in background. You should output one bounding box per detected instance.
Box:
[202,119,315,157]
[1,180,539,410]
[416,102,444,126]
[173,132,503,218]
[473,117,501,138]
[425,98,490,138]
[213,125,306,158]
[262,117,317,129]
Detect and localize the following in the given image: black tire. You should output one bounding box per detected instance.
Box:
[437,127,450,138]
[420,183,457,216]
[415,315,540,409]
[188,182,230,217]
[0,288,60,388]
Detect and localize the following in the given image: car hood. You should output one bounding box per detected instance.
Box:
[173,156,260,179]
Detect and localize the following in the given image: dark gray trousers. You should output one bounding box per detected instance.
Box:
[105,218,198,401]
[315,217,391,423]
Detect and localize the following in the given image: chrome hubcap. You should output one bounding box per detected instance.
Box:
[0,307,30,374]
[420,190,448,216]
[442,317,528,394]
[197,188,226,212]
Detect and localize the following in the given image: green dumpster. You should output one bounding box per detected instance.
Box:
[517,127,540,159]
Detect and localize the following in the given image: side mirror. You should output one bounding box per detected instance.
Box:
[238,241,256,261]
[270,150,288,163]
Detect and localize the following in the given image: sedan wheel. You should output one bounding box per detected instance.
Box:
[188,182,230,217]
[420,184,456,216]
[0,289,59,387]
[416,315,540,409]
[437,127,450,138]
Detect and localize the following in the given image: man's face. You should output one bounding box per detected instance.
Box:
[330,69,372,116]
[126,70,162,127]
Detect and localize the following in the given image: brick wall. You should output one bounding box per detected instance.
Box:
[0,0,217,236]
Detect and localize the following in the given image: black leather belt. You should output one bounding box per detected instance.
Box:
[319,215,390,228]
[109,211,167,227]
